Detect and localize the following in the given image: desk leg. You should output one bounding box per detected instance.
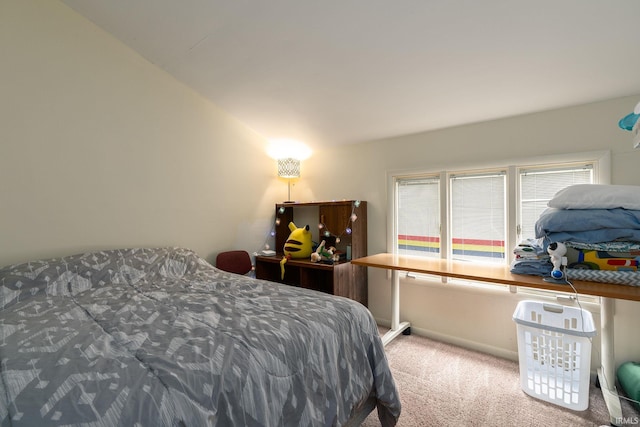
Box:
[598,297,622,426]
[381,270,411,346]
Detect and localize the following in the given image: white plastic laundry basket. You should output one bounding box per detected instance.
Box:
[512,300,597,411]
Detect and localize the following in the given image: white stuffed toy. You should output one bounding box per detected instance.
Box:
[547,241,567,280]
[311,240,339,263]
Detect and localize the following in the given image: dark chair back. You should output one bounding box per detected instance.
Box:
[216,250,252,275]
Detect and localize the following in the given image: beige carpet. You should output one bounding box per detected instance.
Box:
[363,328,639,427]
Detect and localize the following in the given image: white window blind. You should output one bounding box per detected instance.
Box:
[397,177,440,257]
[519,165,593,240]
[450,172,506,263]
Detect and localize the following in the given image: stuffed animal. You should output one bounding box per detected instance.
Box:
[280,222,313,279]
[327,246,340,262]
[310,242,324,263]
[547,241,567,280]
[311,240,337,263]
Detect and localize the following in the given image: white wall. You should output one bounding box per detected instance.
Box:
[0,0,280,266]
[301,96,640,368]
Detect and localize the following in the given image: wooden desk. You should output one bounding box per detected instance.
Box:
[352,253,640,301]
[352,253,639,426]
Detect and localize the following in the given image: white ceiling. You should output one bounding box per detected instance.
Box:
[62,0,640,149]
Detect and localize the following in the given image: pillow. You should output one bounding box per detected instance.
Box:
[548,184,640,210]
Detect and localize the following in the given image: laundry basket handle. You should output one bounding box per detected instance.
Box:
[542,303,564,314]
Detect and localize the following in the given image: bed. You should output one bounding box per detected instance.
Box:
[0,247,401,426]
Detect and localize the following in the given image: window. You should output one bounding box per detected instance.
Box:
[450,171,506,263]
[394,169,510,265]
[397,176,440,257]
[518,164,593,241]
[390,151,608,295]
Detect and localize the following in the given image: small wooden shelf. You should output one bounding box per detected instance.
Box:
[255,200,368,306]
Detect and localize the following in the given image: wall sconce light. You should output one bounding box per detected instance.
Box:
[277,157,301,203]
[268,138,310,203]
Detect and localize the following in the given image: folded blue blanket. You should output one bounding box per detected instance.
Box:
[510,258,553,276]
[535,208,640,243]
[544,229,640,244]
[536,208,640,234]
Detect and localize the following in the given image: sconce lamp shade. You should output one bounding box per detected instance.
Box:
[277,157,301,203]
[277,158,301,178]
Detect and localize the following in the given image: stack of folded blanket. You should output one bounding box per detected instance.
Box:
[510,238,552,276]
[530,184,640,286]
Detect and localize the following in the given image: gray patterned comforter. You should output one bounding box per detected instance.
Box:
[0,247,400,426]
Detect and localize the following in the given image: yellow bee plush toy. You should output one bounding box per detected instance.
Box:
[280,222,313,279]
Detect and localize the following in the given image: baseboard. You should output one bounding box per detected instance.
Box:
[375,317,519,362]
[375,318,604,382]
